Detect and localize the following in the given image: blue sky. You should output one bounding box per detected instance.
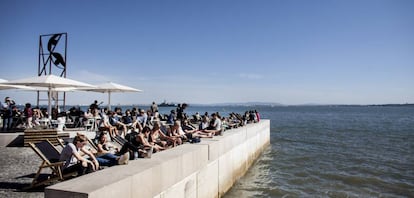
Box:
[0,0,413,105]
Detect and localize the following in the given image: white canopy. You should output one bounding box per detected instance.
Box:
[4,74,95,118]
[80,82,142,110]
[0,78,36,90]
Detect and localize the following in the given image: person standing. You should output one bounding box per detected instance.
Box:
[2,97,15,131]
[167,110,176,124]
[89,100,100,117]
[24,103,33,128]
[150,101,158,114]
[176,103,188,121]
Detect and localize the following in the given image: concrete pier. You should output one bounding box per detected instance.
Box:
[45,120,270,198]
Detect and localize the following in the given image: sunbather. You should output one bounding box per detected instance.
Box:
[182,119,213,138]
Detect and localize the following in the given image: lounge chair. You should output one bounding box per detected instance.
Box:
[87,137,99,152]
[27,140,77,189]
[113,135,146,158]
[113,135,128,146]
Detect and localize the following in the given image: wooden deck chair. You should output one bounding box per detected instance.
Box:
[86,136,101,156]
[113,135,128,146]
[27,140,76,189]
[87,137,99,151]
[51,137,66,152]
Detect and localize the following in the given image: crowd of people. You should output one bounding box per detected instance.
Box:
[0,97,49,131]
[1,96,261,177]
[58,100,261,177]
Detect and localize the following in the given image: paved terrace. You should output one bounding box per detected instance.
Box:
[0,146,43,198]
[0,121,270,198]
[0,130,95,198]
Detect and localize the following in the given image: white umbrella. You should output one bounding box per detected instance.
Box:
[0,78,36,90]
[81,82,142,110]
[4,74,95,119]
[35,87,78,92]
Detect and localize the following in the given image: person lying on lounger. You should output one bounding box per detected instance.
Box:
[182,119,213,138]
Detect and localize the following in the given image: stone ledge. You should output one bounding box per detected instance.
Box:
[45,120,270,198]
[46,144,209,198]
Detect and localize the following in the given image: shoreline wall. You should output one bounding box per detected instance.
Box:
[45,120,270,198]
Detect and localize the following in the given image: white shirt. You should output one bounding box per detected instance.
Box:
[59,143,79,169]
[213,118,222,130]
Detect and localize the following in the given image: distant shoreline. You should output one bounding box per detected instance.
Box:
[10,103,414,108]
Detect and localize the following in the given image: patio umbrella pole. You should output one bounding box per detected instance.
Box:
[48,87,52,120]
[108,91,111,110]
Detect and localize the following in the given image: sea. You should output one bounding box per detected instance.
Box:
[222,105,414,198]
[74,104,414,197]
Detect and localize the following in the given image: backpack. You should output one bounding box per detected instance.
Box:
[190,136,200,144]
[125,131,139,143]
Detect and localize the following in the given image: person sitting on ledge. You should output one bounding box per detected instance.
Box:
[150,122,177,148]
[199,115,210,130]
[59,134,99,176]
[95,133,130,166]
[248,110,256,123]
[255,110,260,122]
[193,112,202,122]
[136,126,164,154]
[202,113,223,136]
[166,121,187,143]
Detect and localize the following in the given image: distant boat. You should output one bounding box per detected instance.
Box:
[159,100,176,107]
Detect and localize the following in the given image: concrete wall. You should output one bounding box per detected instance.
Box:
[0,133,23,147]
[45,120,270,198]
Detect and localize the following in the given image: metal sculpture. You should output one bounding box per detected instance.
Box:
[37,33,68,111]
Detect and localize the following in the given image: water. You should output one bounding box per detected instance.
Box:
[71,104,414,197]
[223,106,414,198]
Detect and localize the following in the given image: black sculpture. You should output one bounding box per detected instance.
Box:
[47,34,66,68]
